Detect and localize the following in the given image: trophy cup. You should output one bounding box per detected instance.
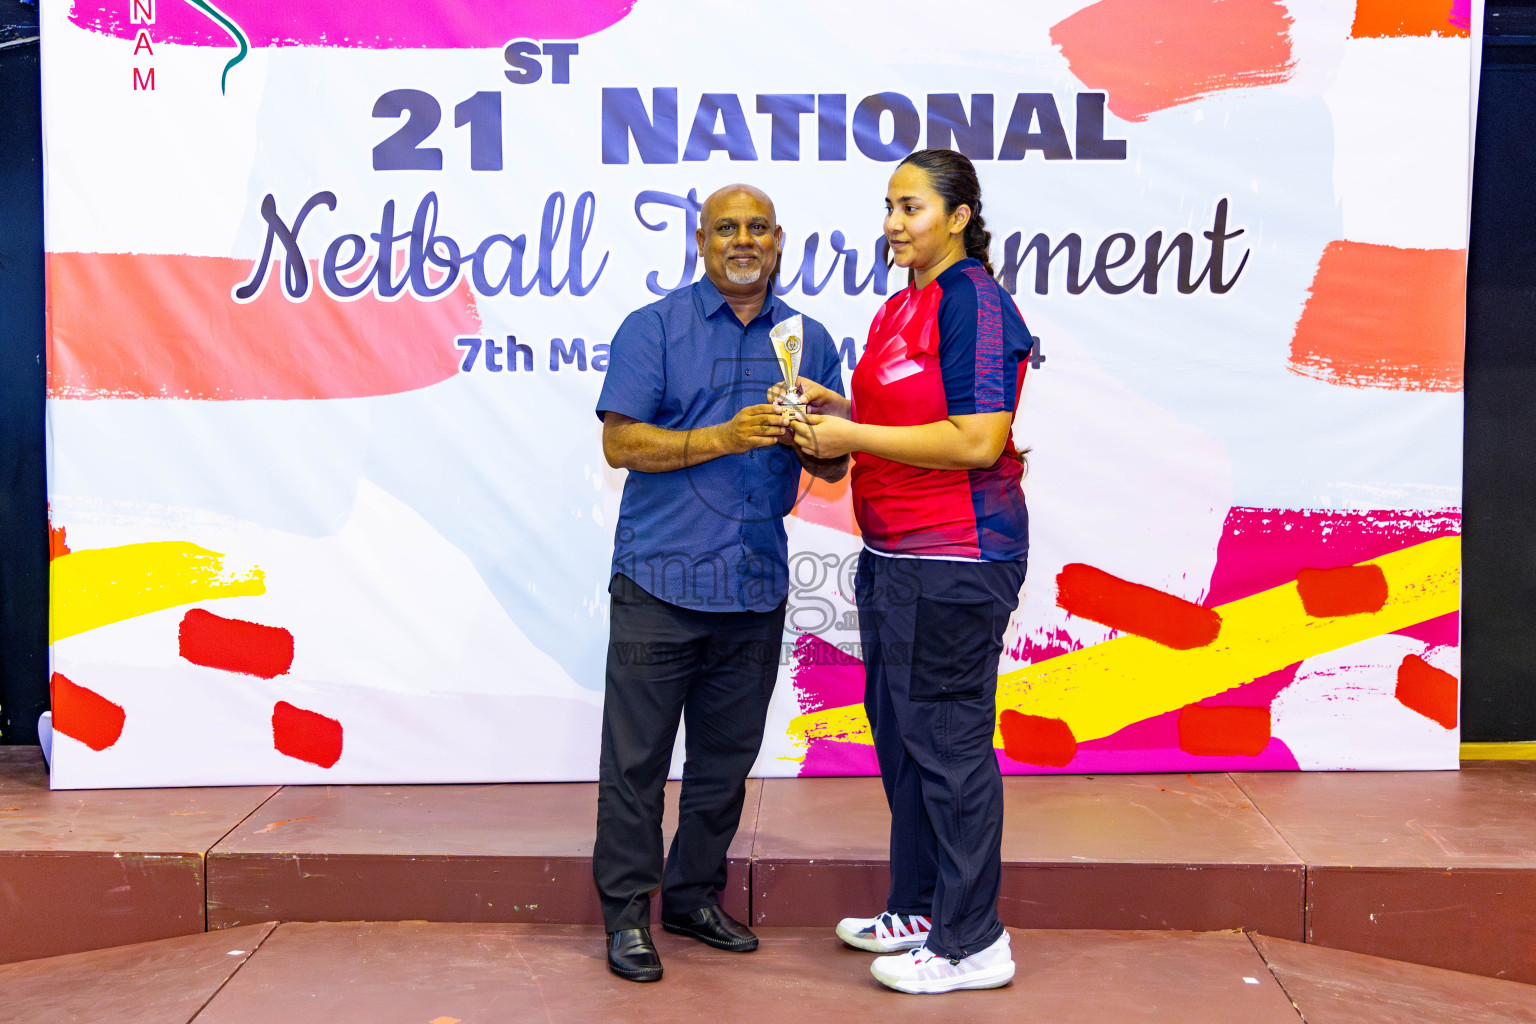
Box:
[769,314,807,420]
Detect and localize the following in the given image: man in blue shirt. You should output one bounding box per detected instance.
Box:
[594,184,847,982]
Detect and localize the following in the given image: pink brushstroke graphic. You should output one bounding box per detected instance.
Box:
[1448,0,1472,30]
[70,0,639,49]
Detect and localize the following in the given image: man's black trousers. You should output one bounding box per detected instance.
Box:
[593,573,786,933]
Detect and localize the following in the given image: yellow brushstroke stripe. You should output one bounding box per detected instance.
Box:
[788,535,1460,750]
[50,541,266,642]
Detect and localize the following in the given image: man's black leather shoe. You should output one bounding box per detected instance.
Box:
[607,927,663,982]
[660,905,759,952]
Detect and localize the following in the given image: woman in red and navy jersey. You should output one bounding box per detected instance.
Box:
[787,149,1031,994]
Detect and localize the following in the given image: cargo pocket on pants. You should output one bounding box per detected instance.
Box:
[909,598,994,701]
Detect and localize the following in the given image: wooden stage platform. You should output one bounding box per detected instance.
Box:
[2,746,1534,991]
[6,923,1536,1024]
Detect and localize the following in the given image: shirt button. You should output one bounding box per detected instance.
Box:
[746,368,752,376]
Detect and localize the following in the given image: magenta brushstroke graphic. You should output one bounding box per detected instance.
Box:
[1395,611,1459,648]
[791,636,880,777]
[1205,507,1461,607]
[70,0,639,49]
[997,737,1300,775]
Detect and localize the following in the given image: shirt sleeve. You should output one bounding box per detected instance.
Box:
[804,317,847,397]
[595,308,666,423]
[938,265,1016,415]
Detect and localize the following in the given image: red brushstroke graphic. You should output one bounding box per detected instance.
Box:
[1396,654,1459,728]
[1352,0,1471,37]
[1289,242,1466,392]
[1177,704,1271,757]
[1295,564,1389,617]
[1057,563,1221,649]
[49,523,70,559]
[1050,0,1296,122]
[1206,508,1460,606]
[50,672,126,751]
[272,701,344,768]
[49,253,474,401]
[179,608,295,679]
[999,710,1078,767]
[69,0,638,50]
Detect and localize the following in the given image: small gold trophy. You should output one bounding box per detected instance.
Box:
[769,314,807,419]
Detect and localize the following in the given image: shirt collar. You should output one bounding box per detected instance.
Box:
[695,275,781,325]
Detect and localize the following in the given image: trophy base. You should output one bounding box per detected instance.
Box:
[778,387,807,421]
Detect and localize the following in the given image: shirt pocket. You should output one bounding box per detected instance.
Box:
[910,597,996,701]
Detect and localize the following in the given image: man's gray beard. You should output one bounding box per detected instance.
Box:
[725,263,762,285]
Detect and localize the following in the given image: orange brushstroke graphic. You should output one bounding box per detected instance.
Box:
[1289,242,1466,392]
[1050,0,1297,122]
[48,252,476,401]
[1395,654,1458,728]
[51,672,126,751]
[1057,563,1222,650]
[792,470,860,535]
[1352,0,1470,38]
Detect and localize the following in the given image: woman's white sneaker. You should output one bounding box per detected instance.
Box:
[869,929,1014,994]
[835,911,932,953]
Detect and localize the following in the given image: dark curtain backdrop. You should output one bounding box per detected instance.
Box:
[0,0,46,745]
[1463,3,1536,741]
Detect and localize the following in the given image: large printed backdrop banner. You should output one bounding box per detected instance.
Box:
[42,0,1475,787]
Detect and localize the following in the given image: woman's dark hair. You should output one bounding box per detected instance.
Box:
[896,148,993,276]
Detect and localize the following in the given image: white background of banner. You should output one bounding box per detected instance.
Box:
[43,0,1478,786]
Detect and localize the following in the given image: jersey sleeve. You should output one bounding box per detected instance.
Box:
[937,264,1012,416]
[595,308,666,423]
[804,317,847,397]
